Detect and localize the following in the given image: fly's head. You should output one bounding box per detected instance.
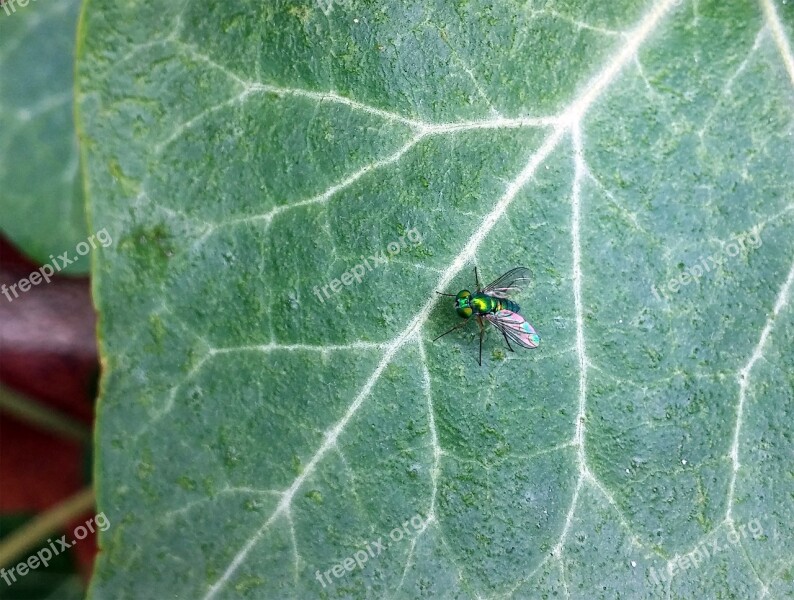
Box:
[454,290,473,318]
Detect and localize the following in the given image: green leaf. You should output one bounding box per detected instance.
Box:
[0,0,87,274]
[77,0,794,598]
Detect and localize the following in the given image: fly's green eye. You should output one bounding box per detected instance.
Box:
[454,290,472,318]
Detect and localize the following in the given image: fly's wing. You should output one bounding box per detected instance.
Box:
[485,310,541,348]
[482,267,532,298]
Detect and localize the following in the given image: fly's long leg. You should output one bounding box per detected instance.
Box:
[502,331,514,352]
[474,266,481,292]
[476,315,485,366]
[432,319,470,342]
[436,292,457,297]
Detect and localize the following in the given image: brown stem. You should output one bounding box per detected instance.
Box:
[0,487,95,568]
[0,385,91,443]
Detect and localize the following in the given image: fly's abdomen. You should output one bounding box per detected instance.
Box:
[500,298,520,313]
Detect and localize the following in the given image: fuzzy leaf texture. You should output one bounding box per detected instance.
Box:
[76,0,794,598]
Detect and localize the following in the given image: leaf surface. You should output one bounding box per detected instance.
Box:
[77,0,794,598]
[0,0,87,273]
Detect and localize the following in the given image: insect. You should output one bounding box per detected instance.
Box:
[434,267,540,365]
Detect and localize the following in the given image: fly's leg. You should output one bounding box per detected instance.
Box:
[433,318,470,342]
[476,315,485,366]
[474,266,481,292]
[502,332,514,352]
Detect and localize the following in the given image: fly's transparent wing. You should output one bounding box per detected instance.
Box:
[482,267,532,298]
[485,309,541,349]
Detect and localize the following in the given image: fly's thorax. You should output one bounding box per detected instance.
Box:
[470,294,520,315]
[471,293,497,314]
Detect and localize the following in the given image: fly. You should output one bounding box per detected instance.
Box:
[435,267,540,365]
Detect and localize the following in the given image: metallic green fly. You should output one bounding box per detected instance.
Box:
[435,267,540,365]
